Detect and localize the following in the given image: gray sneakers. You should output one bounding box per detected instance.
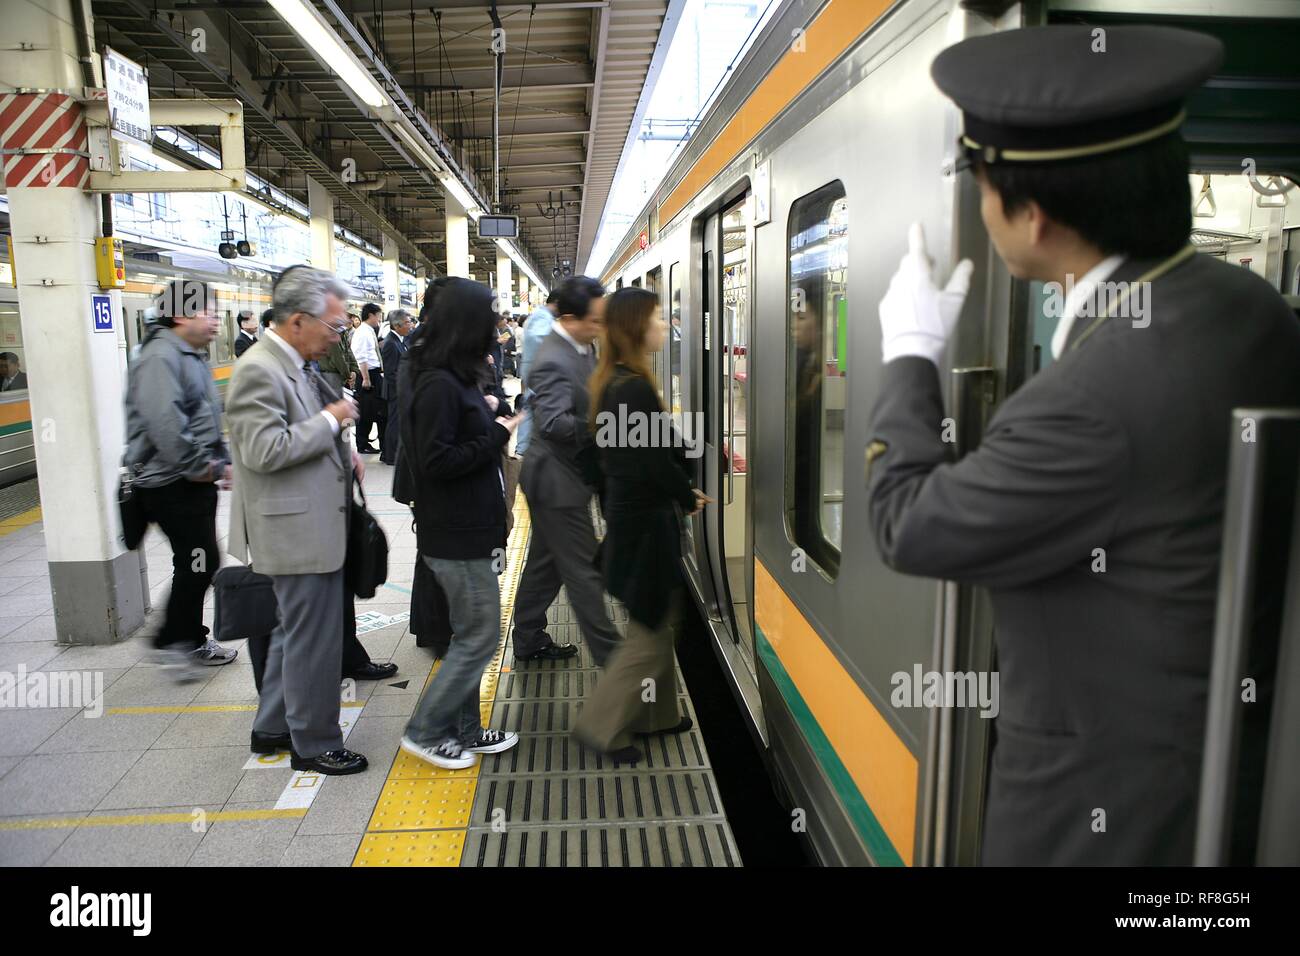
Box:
[154,638,237,682]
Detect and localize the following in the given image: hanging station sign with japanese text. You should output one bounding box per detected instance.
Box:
[102,47,151,146]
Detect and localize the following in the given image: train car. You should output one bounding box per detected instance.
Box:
[599,0,1300,866]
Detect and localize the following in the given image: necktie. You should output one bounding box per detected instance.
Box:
[303,363,327,411]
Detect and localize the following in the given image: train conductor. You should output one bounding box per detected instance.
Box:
[866,25,1300,865]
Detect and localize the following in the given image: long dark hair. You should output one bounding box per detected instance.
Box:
[407,277,497,384]
[589,286,659,431]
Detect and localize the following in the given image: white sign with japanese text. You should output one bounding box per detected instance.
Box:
[103,46,151,146]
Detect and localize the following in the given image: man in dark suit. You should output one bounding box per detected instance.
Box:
[0,352,27,391]
[233,311,258,358]
[512,276,621,665]
[866,26,1300,865]
[379,309,412,465]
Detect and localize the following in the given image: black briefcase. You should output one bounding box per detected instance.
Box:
[345,479,389,599]
[213,566,278,642]
[117,468,148,551]
[213,566,278,693]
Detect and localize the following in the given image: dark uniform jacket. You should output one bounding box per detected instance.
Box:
[867,251,1300,866]
[234,330,257,358]
[597,367,695,629]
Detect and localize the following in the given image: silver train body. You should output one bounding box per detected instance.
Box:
[600,0,1300,865]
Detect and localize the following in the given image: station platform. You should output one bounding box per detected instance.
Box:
[0,461,740,867]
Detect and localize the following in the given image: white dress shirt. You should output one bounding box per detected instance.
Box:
[551,322,590,356]
[1050,254,1126,360]
[350,321,381,369]
[264,328,341,435]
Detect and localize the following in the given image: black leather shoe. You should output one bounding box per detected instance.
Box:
[290,748,369,775]
[345,661,398,681]
[515,640,579,662]
[636,716,693,737]
[357,445,378,454]
[250,730,292,755]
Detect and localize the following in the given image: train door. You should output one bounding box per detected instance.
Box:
[701,193,757,669]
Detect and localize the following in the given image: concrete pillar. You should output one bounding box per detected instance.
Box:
[381,230,400,309]
[495,252,512,314]
[443,186,469,278]
[308,176,335,271]
[2,0,146,643]
[518,275,529,312]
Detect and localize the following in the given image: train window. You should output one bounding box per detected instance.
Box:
[0,299,28,395]
[668,262,682,414]
[786,181,848,576]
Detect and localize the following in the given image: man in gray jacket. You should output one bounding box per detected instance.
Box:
[226,265,369,775]
[513,276,620,665]
[124,279,238,677]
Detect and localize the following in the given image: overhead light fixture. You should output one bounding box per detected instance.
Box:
[268,0,388,109]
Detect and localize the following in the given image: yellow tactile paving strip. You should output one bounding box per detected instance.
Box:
[352,497,530,867]
[0,505,41,538]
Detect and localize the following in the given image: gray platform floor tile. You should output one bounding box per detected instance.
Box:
[46,806,215,867]
[45,639,154,670]
[0,812,86,866]
[36,710,176,755]
[99,664,212,708]
[279,832,363,867]
[0,641,65,670]
[188,803,304,867]
[0,750,143,815]
[0,756,20,780]
[0,707,83,756]
[0,615,37,640]
[189,662,259,703]
[228,768,296,804]
[97,745,248,810]
[151,709,258,750]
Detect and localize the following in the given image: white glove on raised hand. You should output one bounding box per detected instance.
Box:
[878,222,974,366]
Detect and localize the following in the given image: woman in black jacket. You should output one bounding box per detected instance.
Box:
[572,287,709,763]
[399,278,525,770]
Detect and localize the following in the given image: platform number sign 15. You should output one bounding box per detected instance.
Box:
[92,293,114,334]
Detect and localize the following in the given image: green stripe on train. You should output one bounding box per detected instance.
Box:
[0,422,33,438]
[754,625,905,866]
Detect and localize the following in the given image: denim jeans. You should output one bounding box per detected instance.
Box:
[405,555,500,748]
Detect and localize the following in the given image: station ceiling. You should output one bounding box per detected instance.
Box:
[90,0,677,284]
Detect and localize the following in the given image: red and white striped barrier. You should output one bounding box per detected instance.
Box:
[0,91,90,189]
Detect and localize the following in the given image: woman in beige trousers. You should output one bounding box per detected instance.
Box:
[572,287,709,764]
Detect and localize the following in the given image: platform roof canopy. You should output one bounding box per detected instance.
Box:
[91,0,676,286]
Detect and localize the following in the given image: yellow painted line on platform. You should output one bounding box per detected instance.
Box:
[0,505,41,538]
[0,808,306,832]
[106,700,367,715]
[353,496,530,867]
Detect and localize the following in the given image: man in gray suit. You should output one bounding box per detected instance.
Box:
[513,276,621,665]
[226,265,370,776]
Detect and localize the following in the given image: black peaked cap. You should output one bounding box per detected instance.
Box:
[931,25,1224,164]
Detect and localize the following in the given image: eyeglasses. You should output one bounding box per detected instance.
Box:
[312,316,349,336]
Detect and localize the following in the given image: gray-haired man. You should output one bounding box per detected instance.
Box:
[226,265,369,775]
